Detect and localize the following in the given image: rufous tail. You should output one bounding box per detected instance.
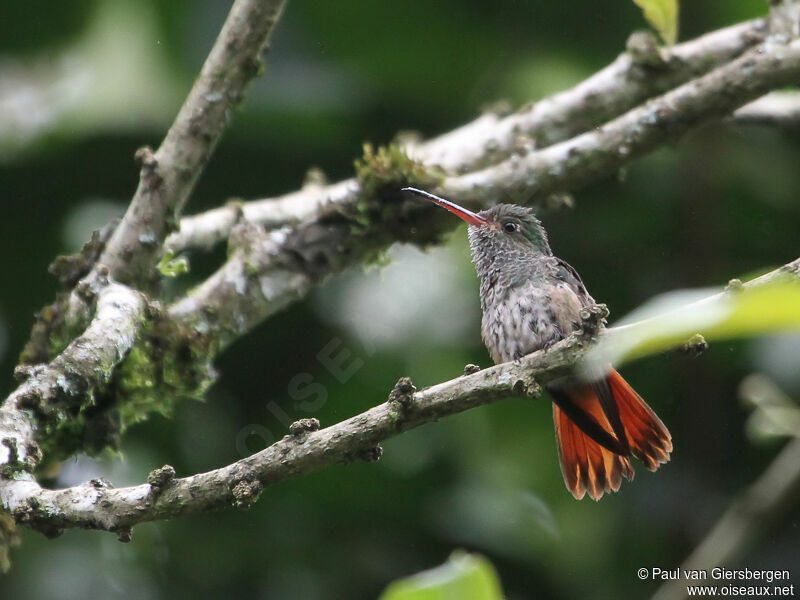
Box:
[550,369,672,501]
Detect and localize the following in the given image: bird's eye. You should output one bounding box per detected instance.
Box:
[503,222,517,233]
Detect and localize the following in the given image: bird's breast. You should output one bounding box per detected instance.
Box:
[480,281,582,364]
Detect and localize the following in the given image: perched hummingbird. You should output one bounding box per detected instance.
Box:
[403,187,672,500]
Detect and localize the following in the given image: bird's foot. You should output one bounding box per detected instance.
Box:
[541,339,557,352]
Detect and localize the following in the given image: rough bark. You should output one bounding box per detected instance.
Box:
[2,0,799,556]
[0,283,145,476]
[166,19,767,253]
[3,259,798,537]
[100,0,288,287]
[167,37,800,346]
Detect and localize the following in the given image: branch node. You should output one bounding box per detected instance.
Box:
[303,167,328,188]
[512,378,541,398]
[13,364,39,383]
[579,303,609,338]
[48,220,119,288]
[74,266,109,303]
[525,380,543,398]
[133,146,163,192]
[134,146,158,170]
[725,278,745,293]
[289,418,320,436]
[147,465,176,490]
[626,30,667,68]
[114,527,133,543]
[356,445,383,463]
[463,364,482,376]
[231,478,263,509]
[388,377,416,410]
[682,333,709,358]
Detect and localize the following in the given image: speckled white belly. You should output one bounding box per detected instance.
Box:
[481,281,584,364]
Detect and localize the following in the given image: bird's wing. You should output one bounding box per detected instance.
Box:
[551,257,595,308]
[546,257,630,457]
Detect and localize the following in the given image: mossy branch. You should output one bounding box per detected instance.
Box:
[166,18,766,254]
[168,33,800,349]
[0,283,145,477]
[3,0,800,558]
[0,311,588,538]
[3,259,798,540]
[18,0,289,372]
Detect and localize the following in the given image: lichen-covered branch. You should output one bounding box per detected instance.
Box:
[414,20,765,173]
[168,173,453,346]
[7,258,800,538]
[0,313,589,538]
[167,226,316,349]
[0,283,145,476]
[443,38,800,205]
[166,19,765,254]
[18,0,289,377]
[99,0,287,286]
[167,37,800,346]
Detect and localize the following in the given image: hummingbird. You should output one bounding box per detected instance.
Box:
[402,187,672,500]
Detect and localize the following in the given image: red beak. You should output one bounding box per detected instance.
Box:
[402,187,488,227]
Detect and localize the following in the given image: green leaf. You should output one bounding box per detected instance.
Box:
[583,280,800,375]
[157,249,190,278]
[379,552,504,600]
[633,0,679,45]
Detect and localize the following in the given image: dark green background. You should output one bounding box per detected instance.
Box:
[1,1,798,598]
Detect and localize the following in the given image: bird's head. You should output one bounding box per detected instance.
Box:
[402,187,551,258]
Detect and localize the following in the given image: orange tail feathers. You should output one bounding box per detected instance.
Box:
[551,370,671,501]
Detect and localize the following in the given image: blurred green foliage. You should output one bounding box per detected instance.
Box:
[633,0,680,44]
[1,1,798,599]
[379,552,503,600]
[586,281,800,370]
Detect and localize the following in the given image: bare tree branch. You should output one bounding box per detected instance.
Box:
[734,91,800,127]
[100,0,287,286]
[415,20,765,174]
[166,19,765,254]
[5,258,798,538]
[443,38,800,204]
